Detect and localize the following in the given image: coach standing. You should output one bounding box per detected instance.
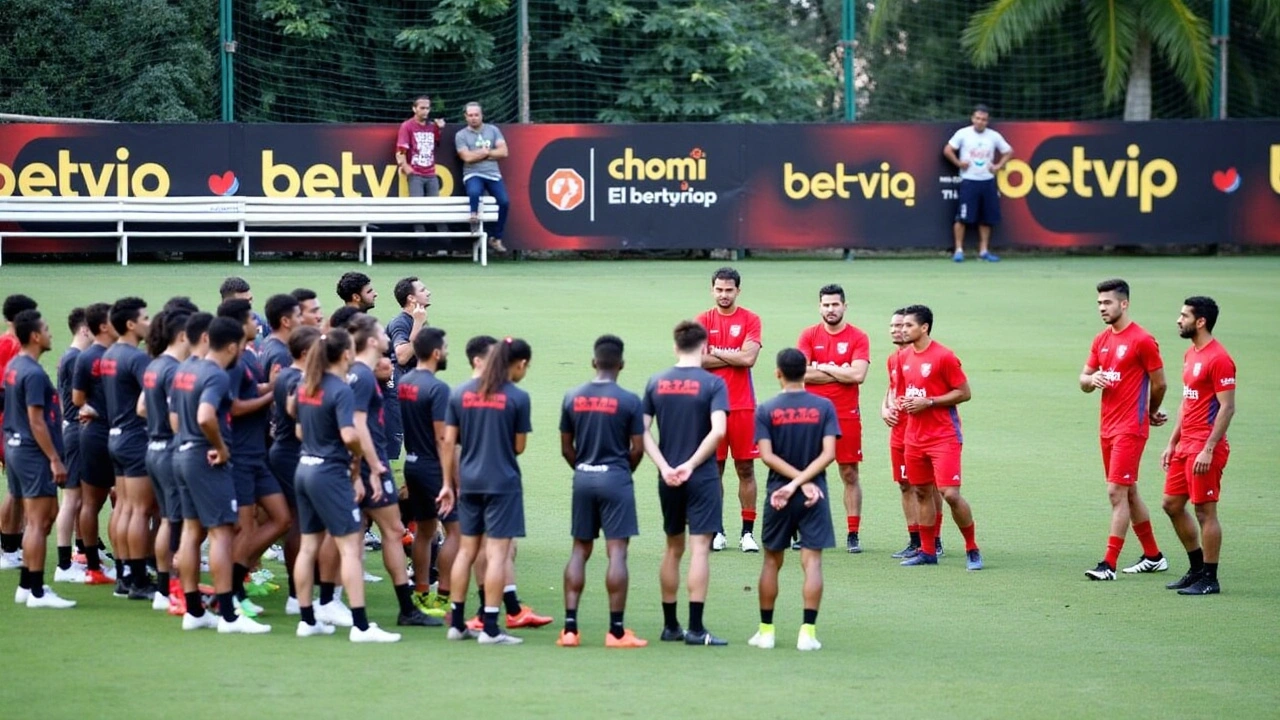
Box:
[455,102,511,255]
[944,104,1012,263]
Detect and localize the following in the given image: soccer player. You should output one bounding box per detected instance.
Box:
[1,294,39,570]
[443,337,533,645]
[292,328,400,642]
[1161,297,1235,596]
[556,335,647,649]
[796,284,869,553]
[386,276,432,459]
[1080,279,1168,581]
[53,308,92,583]
[882,309,918,557]
[219,276,267,339]
[5,309,75,608]
[73,302,120,585]
[696,267,762,553]
[261,293,302,379]
[291,288,324,328]
[644,320,729,646]
[750,348,838,651]
[896,305,983,571]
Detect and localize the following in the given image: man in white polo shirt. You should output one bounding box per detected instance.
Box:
[943,104,1012,263]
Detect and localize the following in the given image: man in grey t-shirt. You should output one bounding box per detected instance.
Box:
[454,102,511,254]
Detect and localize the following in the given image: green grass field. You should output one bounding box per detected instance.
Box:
[2,257,1278,718]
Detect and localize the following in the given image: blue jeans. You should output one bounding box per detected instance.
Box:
[464,176,510,239]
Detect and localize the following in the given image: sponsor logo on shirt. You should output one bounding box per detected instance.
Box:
[1182,385,1199,400]
[904,385,928,399]
[173,372,198,392]
[143,371,158,389]
[298,389,325,406]
[1219,377,1235,387]
[575,463,610,473]
[1099,370,1122,383]
[462,391,507,410]
[398,384,419,401]
[657,379,701,396]
[100,358,118,376]
[771,407,821,425]
[573,396,619,414]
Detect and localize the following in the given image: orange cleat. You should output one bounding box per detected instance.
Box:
[506,605,553,628]
[556,629,580,647]
[605,629,648,648]
[465,615,485,632]
[84,569,115,585]
[168,592,187,616]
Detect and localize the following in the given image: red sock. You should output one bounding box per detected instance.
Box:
[847,516,860,533]
[1132,520,1160,558]
[1104,535,1124,569]
[742,510,757,522]
[919,524,937,556]
[959,523,977,552]
[907,524,919,533]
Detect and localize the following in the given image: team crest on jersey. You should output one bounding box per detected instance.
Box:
[837,342,849,354]
[1116,345,1128,359]
[729,325,742,338]
[921,363,932,377]
[1192,362,1202,377]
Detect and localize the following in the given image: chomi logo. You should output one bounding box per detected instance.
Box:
[606,147,717,208]
[546,168,585,211]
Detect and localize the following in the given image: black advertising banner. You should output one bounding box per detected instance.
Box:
[2,121,1278,252]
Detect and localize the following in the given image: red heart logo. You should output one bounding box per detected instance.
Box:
[1211,168,1239,193]
[208,171,237,195]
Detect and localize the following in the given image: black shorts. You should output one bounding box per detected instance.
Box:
[174,443,238,528]
[108,428,149,477]
[571,472,639,541]
[295,457,362,537]
[62,421,82,490]
[80,422,115,489]
[359,467,399,511]
[457,492,524,539]
[231,456,280,505]
[145,440,182,524]
[956,178,1001,226]
[403,462,443,522]
[658,474,721,537]
[4,445,57,499]
[267,444,300,508]
[762,481,836,552]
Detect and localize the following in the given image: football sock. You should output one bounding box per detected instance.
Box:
[156,571,170,593]
[503,586,521,615]
[908,529,920,547]
[169,531,181,555]
[662,601,679,630]
[803,608,818,625]
[960,522,978,552]
[232,563,249,601]
[847,516,860,534]
[300,605,316,625]
[1188,548,1205,571]
[742,510,756,536]
[75,538,85,554]
[476,588,485,616]
[609,611,625,639]
[18,567,30,590]
[57,546,72,570]
[483,607,501,636]
[564,607,578,633]
[1104,536,1124,569]
[919,524,937,556]
[85,546,102,571]
[185,591,205,616]
[1203,562,1218,580]
[760,608,774,625]
[450,601,466,631]
[394,583,415,615]
[129,559,148,587]
[0,533,20,553]
[1132,520,1161,557]
[319,582,335,605]
[30,571,45,597]
[688,601,706,633]
[352,606,370,632]
[217,592,237,622]
[113,556,124,578]
[287,575,297,599]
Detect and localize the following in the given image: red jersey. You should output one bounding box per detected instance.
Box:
[396,118,442,177]
[797,323,870,419]
[1177,339,1235,453]
[886,346,907,447]
[899,340,966,446]
[1087,322,1162,439]
[696,306,762,411]
[0,332,19,428]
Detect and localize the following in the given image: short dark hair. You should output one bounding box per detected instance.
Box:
[216,298,253,324]
[109,297,147,336]
[776,347,807,382]
[219,276,251,300]
[974,104,991,116]
[1184,296,1219,333]
[336,272,372,303]
[1096,278,1130,299]
[164,296,200,314]
[185,312,215,345]
[328,305,361,331]
[394,277,419,308]
[892,307,907,316]
[673,320,708,352]
[414,327,447,361]
[414,95,431,105]
[902,304,933,333]
[3,294,37,323]
[288,326,322,360]
[819,284,845,302]
[67,307,87,335]
[14,309,43,344]
[264,293,300,331]
[593,334,624,372]
[465,335,498,368]
[85,303,112,336]
[291,288,317,303]
[207,316,245,352]
[711,267,741,288]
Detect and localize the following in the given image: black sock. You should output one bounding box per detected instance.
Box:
[232,563,249,600]
[75,538,85,553]
[319,582,335,605]
[129,559,148,587]
[1188,548,1205,572]
[803,608,818,625]
[300,605,316,625]
[169,531,181,555]
[0,532,19,553]
[688,601,705,633]
[287,574,297,599]
[352,606,370,631]
[19,567,31,590]
[909,530,921,547]
[1204,562,1218,580]
[57,546,72,570]
[483,607,501,636]
[742,519,755,536]
[476,587,486,616]
[217,592,237,622]
[30,571,45,597]
[394,583,415,615]
[760,608,774,625]
[156,571,170,593]
[85,546,101,571]
[113,556,124,577]
[662,601,679,630]
[185,591,204,616]
[502,588,521,615]
[146,555,157,572]
[609,611,625,638]
[451,601,467,631]
[564,608,578,633]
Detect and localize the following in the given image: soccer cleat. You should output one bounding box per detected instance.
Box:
[26,589,76,609]
[1122,555,1169,574]
[296,621,336,637]
[363,571,383,583]
[1084,561,1116,581]
[659,626,686,642]
[683,629,729,646]
[1177,577,1220,596]
[14,585,31,604]
[979,251,1001,262]
[316,600,354,628]
[183,611,219,631]
[0,550,24,569]
[168,591,187,616]
[900,553,938,566]
[605,629,648,648]
[129,582,159,601]
[506,605,553,628]
[397,608,443,627]
[262,545,284,562]
[747,626,776,649]
[891,543,920,559]
[1166,569,1204,590]
[797,625,822,651]
[218,614,272,634]
[477,631,523,645]
[113,578,130,598]
[846,532,862,554]
[935,536,944,557]
[446,626,480,641]
[556,629,580,647]
[234,596,265,618]
[363,530,382,551]
[790,537,803,552]
[740,532,760,553]
[966,549,984,571]
[152,591,171,611]
[412,591,448,617]
[54,565,87,583]
[169,577,184,598]
[285,596,301,615]
[711,532,727,552]
[952,250,965,263]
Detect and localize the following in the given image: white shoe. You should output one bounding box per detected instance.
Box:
[740,532,761,553]
[477,631,523,645]
[26,588,76,609]
[0,551,24,569]
[296,620,336,637]
[199,557,210,573]
[363,571,383,583]
[99,564,118,580]
[262,545,284,562]
[1121,555,1169,574]
[285,596,301,615]
[14,585,30,604]
[447,626,480,641]
[152,592,170,611]
[350,622,401,643]
[316,600,354,627]
[712,533,727,552]
[218,614,272,634]
[797,627,822,651]
[55,565,87,583]
[747,630,776,649]
[182,611,219,630]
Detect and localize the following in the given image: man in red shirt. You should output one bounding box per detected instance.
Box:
[697,267,762,553]
[1161,296,1235,596]
[0,294,39,569]
[1080,279,1168,581]
[396,95,447,196]
[797,284,869,553]
[896,305,982,570]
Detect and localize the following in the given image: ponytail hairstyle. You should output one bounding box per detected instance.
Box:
[347,313,381,354]
[303,328,352,397]
[288,326,322,361]
[145,310,191,358]
[478,337,531,399]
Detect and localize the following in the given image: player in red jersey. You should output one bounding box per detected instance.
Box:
[881,308,940,559]
[796,284,869,553]
[895,305,982,571]
[696,267,762,553]
[1161,296,1235,596]
[1,294,40,569]
[1080,279,1168,581]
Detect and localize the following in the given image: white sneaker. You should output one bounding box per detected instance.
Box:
[747,629,776,649]
[477,631,523,645]
[712,533,727,552]
[54,565,87,583]
[199,557,210,573]
[350,622,401,643]
[14,585,30,604]
[296,620,336,637]
[740,532,761,553]
[152,591,170,611]
[285,596,301,615]
[0,551,24,569]
[182,611,219,631]
[316,600,354,627]
[99,564,118,580]
[363,571,383,583]
[262,545,284,562]
[26,588,76,609]
[447,626,480,641]
[1121,555,1169,574]
[218,614,272,634]
[797,627,822,651]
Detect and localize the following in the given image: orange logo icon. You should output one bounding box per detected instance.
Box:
[546,168,585,211]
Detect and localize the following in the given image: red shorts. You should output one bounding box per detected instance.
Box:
[716,409,760,462]
[835,417,862,465]
[890,444,907,484]
[1164,442,1229,504]
[1100,434,1147,486]
[905,441,962,487]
